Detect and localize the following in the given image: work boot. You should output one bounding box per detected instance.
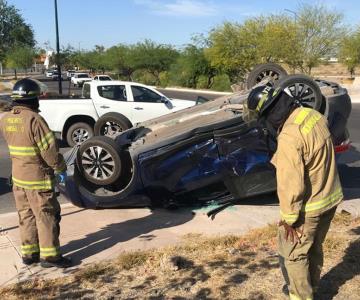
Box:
[282,284,289,296]
[22,253,40,265]
[40,256,72,268]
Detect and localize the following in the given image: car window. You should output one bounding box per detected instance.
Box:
[78,74,89,78]
[97,85,127,101]
[83,84,91,99]
[131,86,162,103]
[100,76,111,81]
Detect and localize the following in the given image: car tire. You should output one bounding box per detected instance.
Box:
[94,113,132,138]
[276,74,323,111]
[66,122,94,147]
[247,63,288,89]
[77,136,123,185]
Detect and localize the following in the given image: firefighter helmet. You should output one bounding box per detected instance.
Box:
[247,85,282,116]
[11,78,41,101]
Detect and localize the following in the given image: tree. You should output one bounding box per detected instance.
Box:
[105,45,137,80]
[295,4,346,74]
[339,30,360,78]
[5,46,35,78]
[0,0,35,64]
[170,44,217,88]
[131,40,179,85]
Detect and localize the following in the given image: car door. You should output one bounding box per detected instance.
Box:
[92,84,134,119]
[127,85,174,123]
[213,120,277,199]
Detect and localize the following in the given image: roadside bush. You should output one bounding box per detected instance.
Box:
[210,74,232,92]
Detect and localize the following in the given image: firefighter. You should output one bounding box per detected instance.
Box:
[1,78,71,268]
[246,85,343,300]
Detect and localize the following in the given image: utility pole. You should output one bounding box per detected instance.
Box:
[54,0,62,94]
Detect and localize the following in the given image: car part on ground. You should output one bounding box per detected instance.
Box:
[66,122,94,147]
[94,112,132,138]
[246,63,288,89]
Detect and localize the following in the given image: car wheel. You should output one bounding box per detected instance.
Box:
[77,136,123,185]
[247,63,288,89]
[94,113,132,138]
[276,74,323,111]
[66,122,94,147]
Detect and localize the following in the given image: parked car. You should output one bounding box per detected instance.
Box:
[71,73,92,87]
[66,70,76,77]
[39,81,195,146]
[93,75,113,81]
[59,65,352,209]
[45,69,54,78]
[51,71,63,80]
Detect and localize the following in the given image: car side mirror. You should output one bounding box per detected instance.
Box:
[161,96,173,109]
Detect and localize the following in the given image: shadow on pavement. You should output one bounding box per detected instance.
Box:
[338,164,360,200]
[318,226,360,300]
[0,177,11,196]
[61,208,195,265]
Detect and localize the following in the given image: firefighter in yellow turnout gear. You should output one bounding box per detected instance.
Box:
[247,85,343,300]
[1,78,71,268]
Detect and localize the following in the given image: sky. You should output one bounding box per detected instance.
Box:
[7,0,360,51]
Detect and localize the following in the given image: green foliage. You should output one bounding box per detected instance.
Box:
[339,29,360,77]
[131,40,179,85]
[295,4,346,74]
[5,46,35,78]
[210,74,232,92]
[105,44,137,80]
[168,44,217,89]
[0,0,35,62]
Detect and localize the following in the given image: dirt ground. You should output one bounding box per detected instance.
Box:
[0,213,359,300]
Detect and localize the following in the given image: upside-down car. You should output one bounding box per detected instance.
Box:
[60,64,352,209]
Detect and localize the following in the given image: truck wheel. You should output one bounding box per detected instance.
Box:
[66,122,94,147]
[276,75,323,111]
[77,136,123,185]
[94,113,132,138]
[247,63,288,89]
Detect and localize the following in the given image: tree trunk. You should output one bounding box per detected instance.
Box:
[14,69,17,80]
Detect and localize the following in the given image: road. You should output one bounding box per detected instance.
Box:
[0,79,359,214]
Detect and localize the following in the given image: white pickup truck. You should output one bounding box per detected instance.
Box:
[39,81,195,146]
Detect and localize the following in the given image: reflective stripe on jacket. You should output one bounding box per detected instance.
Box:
[0,106,66,190]
[271,107,343,225]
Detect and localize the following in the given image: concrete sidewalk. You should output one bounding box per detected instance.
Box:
[1,196,359,287]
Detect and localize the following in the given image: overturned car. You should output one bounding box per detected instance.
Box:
[61,65,352,209]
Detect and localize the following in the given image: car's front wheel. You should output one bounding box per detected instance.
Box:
[77,136,124,185]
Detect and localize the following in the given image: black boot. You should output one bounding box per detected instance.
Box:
[40,256,72,268]
[22,253,40,265]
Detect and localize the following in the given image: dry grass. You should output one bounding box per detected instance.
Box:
[1,214,359,300]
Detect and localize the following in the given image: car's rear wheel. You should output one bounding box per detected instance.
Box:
[66,122,94,147]
[276,75,323,111]
[77,136,124,185]
[94,113,132,138]
[247,63,288,89]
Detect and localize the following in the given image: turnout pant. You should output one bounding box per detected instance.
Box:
[278,207,337,300]
[13,186,61,259]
